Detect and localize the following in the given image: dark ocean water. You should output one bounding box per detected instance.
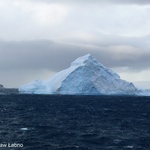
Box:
[0,95,150,150]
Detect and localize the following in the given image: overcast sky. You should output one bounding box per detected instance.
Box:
[0,0,150,88]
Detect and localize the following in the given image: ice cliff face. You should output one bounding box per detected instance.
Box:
[19,54,150,95]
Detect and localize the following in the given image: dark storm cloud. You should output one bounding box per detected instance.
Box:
[0,40,88,71]
[0,39,150,72]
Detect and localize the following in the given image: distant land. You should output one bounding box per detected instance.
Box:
[0,84,18,95]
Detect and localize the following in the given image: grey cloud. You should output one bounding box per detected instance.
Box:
[1,0,150,41]
[28,0,150,5]
[102,0,150,5]
[0,40,89,71]
[0,39,150,72]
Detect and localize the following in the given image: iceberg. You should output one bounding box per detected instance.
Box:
[19,54,150,95]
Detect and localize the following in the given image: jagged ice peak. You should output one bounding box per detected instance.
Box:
[71,53,120,79]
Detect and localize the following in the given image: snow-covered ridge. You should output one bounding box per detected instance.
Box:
[19,54,150,96]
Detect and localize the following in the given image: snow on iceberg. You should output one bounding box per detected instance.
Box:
[19,54,150,95]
